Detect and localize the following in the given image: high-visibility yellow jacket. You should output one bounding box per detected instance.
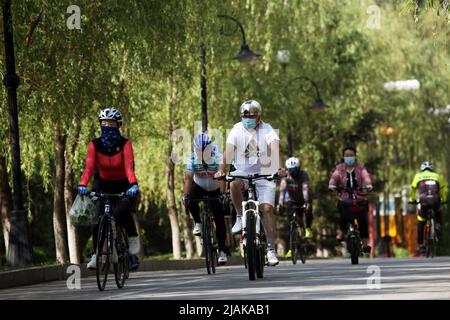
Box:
[409,170,447,203]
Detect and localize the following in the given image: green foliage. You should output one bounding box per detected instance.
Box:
[0,0,448,262]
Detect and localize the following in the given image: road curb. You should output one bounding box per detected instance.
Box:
[0,256,244,290]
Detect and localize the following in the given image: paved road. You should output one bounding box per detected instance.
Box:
[1,257,450,300]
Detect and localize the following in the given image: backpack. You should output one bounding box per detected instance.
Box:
[418,179,440,207]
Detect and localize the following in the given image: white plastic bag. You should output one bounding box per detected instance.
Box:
[69,195,96,226]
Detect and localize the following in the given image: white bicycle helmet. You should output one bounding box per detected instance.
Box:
[285,157,300,169]
[240,100,262,117]
[98,107,122,126]
[420,161,433,171]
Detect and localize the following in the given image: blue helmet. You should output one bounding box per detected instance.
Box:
[193,132,212,151]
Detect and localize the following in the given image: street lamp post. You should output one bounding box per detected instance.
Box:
[217,14,261,64]
[200,15,261,133]
[2,0,32,266]
[200,43,208,132]
[276,50,292,156]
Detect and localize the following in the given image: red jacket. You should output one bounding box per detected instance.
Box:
[79,137,137,187]
[328,163,372,200]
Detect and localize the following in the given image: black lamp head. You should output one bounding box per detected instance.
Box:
[233,43,261,63]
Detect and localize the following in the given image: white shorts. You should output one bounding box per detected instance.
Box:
[238,178,276,206]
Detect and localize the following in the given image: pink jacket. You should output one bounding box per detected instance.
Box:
[328,163,373,200]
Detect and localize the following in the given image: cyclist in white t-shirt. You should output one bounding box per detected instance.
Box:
[214,100,285,266]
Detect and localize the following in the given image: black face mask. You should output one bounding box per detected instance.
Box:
[288,168,300,177]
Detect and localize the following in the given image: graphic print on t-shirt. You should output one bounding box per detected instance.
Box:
[244,138,262,158]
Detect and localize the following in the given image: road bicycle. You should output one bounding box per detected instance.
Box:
[89,192,131,291]
[410,200,447,258]
[285,200,308,265]
[190,195,221,274]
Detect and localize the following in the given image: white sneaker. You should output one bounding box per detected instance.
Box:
[87,254,97,270]
[193,223,202,236]
[266,249,279,266]
[232,216,243,234]
[218,251,227,264]
[128,236,140,255]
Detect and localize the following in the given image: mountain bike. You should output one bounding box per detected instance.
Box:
[219,173,278,280]
[89,192,131,291]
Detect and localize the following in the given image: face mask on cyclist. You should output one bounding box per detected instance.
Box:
[344,156,356,166]
[288,168,300,177]
[242,118,257,129]
[101,126,121,147]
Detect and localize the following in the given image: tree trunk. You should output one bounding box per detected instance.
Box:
[64,121,81,264]
[167,84,181,260]
[167,158,181,259]
[0,156,12,258]
[53,127,68,264]
[182,211,194,259]
[195,236,203,258]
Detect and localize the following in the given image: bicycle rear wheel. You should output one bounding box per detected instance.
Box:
[245,213,257,280]
[289,220,298,265]
[114,226,129,288]
[96,218,111,291]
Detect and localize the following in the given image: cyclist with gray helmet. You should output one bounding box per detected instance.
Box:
[214,100,286,267]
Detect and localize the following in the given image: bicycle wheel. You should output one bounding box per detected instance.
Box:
[96,217,111,291]
[114,226,129,288]
[348,235,359,265]
[209,214,217,274]
[426,223,435,258]
[245,213,257,280]
[289,220,298,265]
[426,238,434,258]
[299,243,307,264]
[255,220,265,279]
[203,216,215,274]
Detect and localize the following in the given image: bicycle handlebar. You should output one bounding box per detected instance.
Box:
[189,196,222,202]
[409,200,448,205]
[332,186,370,196]
[214,173,280,182]
[89,191,128,198]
